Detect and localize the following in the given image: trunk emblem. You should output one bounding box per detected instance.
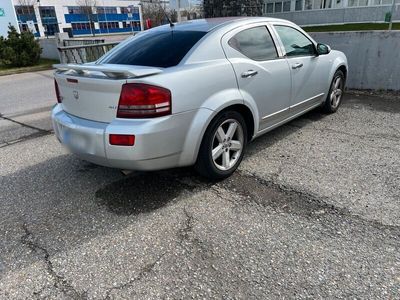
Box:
[73,90,79,100]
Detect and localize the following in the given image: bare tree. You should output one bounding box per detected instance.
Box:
[141,0,176,28]
[76,0,98,36]
[16,0,36,15]
[203,0,262,18]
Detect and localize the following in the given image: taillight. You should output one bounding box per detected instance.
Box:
[117,83,171,118]
[54,79,62,103]
[109,134,135,146]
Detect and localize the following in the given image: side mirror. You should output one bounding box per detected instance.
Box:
[316,43,331,55]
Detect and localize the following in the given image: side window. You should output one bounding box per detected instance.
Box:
[228,26,278,61]
[274,25,316,57]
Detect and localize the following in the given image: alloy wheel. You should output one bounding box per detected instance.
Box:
[211,119,244,171]
[330,76,343,108]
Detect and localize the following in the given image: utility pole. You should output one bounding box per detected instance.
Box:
[102,0,110,34]
[177,0,182,22]
[388,0,395,30]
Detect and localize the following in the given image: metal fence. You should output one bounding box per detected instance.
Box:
[57,42,119,64]
[62,39,106,47]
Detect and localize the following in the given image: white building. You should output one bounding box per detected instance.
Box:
[263,0,400,25]
[0,0,143,38]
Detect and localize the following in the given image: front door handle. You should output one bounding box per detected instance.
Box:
[292,63,303,69]
[241,70,258,78]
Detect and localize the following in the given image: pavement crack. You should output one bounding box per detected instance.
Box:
[0,130,53,148]
[103,252,166,299]
[20,223,87,300]
[176,206,217,266]
[229,170,400,233]
[0,114,52,134]
[178,206,195,243]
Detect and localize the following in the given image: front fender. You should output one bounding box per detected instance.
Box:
[328,50,348,87]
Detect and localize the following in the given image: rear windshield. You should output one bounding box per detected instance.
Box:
[100,30,207,68]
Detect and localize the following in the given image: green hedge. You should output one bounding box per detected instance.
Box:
[0,24,42,67]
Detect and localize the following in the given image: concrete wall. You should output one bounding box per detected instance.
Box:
[267,5,400,25]
[310,31,400,90]
[40,30,400,90]
[39,38,60,61]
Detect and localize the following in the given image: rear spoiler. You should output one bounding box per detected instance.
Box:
[53,63,163,79]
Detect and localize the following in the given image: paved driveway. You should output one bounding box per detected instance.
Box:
[0,72,399,299]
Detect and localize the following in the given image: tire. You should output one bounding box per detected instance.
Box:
[323,70,345,114]
[195,110,247,180]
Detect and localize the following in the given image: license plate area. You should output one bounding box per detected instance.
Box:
[60,125,92,153]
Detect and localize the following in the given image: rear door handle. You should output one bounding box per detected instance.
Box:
[241,70,258,78]
[292,63,303,69]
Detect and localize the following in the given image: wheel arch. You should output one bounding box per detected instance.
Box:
[329,51,348,88]
[178,103,256,167]
[337,65,347,84]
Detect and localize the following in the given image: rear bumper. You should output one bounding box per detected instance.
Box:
[51,104,199,171]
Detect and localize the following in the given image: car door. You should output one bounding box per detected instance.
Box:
[221,23,292,132]
[272,24,328,114]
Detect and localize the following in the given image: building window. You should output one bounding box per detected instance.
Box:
[305,0,313,9]
[39,6,59,36]
[71,22,92,30]
[15,5,35,15]
[68,7,84,14]
[121,7,139,14]
[122,21,131,28]
[97,7,117,14]
[323,0,332,8]
[39,6,57,18]
[313,0,322,9]
[283,1,291,11]
[334,0,343,7]
[122,21,140,28]
[274,2,283,12]
[295,0,303,10]
[266,3,274,13]
[349,0,372,6]
[99,21,119,29]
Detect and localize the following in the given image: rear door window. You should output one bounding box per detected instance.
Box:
[228,26,278,61]
[100,30,207,68]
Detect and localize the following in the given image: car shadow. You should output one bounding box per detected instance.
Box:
[245,106,327,157]
[95,168,203,216]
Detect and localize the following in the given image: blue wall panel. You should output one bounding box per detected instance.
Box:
[65,13,140,23]
[17,14,37,23]
[73,27,140,36]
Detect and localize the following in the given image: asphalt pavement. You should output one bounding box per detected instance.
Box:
[0,71,399,299]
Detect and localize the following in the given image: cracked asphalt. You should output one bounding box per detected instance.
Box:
[0,71,399,299]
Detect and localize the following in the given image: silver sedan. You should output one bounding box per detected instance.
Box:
[52,17,348,179]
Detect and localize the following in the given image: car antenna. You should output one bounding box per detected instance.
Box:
[156,0,174,27]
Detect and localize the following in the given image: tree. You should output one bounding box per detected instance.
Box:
[202,0,263,18]
[0,24,41,67]
[76,0,98,36]
[141,0,176,28]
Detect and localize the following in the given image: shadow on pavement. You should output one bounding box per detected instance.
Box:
[95,170,198,216]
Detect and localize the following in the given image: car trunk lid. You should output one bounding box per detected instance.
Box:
[54,64,163,123]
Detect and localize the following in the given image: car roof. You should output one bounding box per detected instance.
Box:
[154,17,293,33]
